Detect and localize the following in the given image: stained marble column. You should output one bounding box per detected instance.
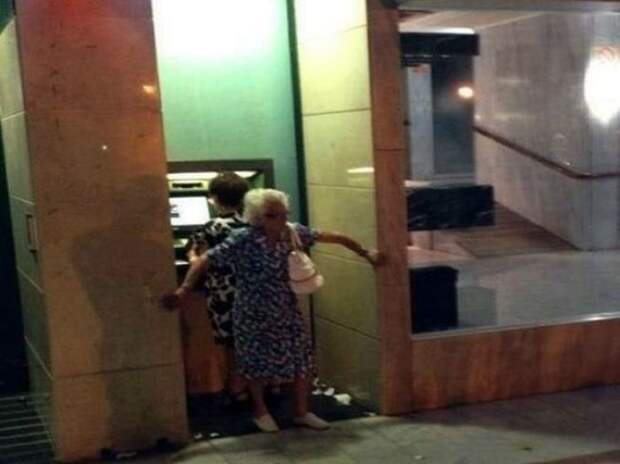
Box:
[366,0,413,415]
[12,1,188,460]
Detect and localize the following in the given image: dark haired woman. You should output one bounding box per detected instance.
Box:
[187,171,250,401]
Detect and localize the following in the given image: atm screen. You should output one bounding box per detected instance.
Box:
[169,196,210,227]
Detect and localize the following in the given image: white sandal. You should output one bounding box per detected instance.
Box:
[293,412,330,430]
[253,414,280,433]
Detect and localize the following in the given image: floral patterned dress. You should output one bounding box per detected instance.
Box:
[206,223,318,381]
[191,212,247,346]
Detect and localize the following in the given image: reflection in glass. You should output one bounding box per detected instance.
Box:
[457,86,474,99]
[584,46,620,124]
[401,11,620,336]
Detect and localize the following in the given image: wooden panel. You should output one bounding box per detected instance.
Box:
[367,0,406,151]
[373,148,409,416]
[410,319,620,411]
[180,292,228,395]
[367,0,412,415]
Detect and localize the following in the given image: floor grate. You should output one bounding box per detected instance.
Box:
[0,394,53,464]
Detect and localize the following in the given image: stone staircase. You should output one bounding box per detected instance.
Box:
[448,203,575,257]
[409,203,575,262]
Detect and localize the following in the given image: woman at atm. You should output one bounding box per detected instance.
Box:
[187,172,250,400]
[163,188,383,433]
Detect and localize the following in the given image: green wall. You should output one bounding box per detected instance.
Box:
[152,0,301,218]
[0,0,13,33]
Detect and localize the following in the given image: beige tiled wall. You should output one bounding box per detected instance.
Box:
[0,21,24,116]
[0,14,53,439]
[297,27,371,114]
[294,0,381,409]
[0,16,50,404]
[315,318,380,406]
[8,1,189,460]
[303,110,374,188]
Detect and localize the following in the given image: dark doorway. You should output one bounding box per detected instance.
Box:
[187,382,372,439]
[0,125,28,395]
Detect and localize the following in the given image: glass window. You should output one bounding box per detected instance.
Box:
[400,8,620,335]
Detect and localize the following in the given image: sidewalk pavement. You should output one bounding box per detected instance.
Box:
[110,385,620,464]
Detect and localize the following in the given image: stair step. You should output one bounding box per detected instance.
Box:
[437,203,575,258]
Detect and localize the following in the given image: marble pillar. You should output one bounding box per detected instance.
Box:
[11,1,189,460]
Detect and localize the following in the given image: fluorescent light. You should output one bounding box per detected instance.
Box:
[152,0,278,61]
[168,172,217,181]
[347,167,374,175]
[167,170,257,181]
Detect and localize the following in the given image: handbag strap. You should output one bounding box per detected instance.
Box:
[288,223,302,250]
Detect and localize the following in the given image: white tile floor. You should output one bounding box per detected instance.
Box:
[121,385,620,464]
[409,248,620,331]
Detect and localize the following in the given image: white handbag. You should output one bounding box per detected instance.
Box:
[288,224,324,294]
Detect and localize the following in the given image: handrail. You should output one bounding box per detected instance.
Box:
[474,125,620,180]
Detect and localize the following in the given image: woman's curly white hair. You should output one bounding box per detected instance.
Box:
[243,188,290,225]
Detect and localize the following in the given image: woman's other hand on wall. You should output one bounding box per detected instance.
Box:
[364,248,386,267]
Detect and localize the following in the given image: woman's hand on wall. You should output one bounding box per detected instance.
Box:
[362,248,386,267]
[159,287,189,311]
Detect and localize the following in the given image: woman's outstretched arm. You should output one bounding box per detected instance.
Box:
[160,254,209,310]
[315,231,385,266]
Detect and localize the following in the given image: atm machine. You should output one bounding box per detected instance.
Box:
[167,159,274,279]
[166,159,274,396]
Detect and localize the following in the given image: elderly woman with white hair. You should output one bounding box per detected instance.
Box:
[163,188,382,433]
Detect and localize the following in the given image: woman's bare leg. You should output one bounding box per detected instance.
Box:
[247,379,269,417]
[226,347,247,397]
[248,379,279,432]
[293,375,309,417]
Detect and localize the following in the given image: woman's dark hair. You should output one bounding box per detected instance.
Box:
[208,172,250,208]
